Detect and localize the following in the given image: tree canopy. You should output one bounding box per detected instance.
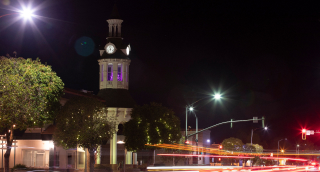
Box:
[53,97,116,172]
[54,96,116,149]
[0,56,64,172]
[123,102,181,151]
[221,137,244,152]
[0,57,64,131]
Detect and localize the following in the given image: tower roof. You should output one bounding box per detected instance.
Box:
[110,4,121,19]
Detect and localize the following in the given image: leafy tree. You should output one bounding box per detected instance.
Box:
[0,56,64,172]
[53,97,116,172]
[243,144,263,154]
[123,103,181,164]
[221,137,244,152]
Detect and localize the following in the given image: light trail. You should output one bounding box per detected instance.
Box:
[147,143,320,156]
[147,165,313,172]
[158,154,254,159]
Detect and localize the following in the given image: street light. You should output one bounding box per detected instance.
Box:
[185,93,221,165]
[185,93,222,143]
[277,138,287,165]
[251,127,268,145]
[296,144,300,155]
[188,107,198,146]
[19,8,34,19]
[0,8,34,19]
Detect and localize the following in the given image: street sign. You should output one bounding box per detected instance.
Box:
[253,117,258,123]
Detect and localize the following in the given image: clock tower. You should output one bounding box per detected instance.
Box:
[97,4,135,166]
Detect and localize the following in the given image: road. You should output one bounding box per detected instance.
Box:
[147,165,320,172]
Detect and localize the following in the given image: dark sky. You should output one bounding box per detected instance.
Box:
[1,0,320,149]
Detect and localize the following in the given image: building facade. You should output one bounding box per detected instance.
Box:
[96,4,135,167]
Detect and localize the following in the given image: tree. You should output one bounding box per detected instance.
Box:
[53,97,116,172]
[123,103,181,164]
[243,143,263,153]
[0,56,64,172]
[221,137,244,152]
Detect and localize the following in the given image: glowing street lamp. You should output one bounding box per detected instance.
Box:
[19,8,34,19]
[0,8,34,19]
[214,94,221,100]
[185,93,222,144]
[184,93,222,165]
[251,127,268,145]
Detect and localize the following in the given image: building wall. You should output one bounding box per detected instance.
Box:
[0,140,86,169]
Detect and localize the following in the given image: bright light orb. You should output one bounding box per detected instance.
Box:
[214,94,221,100]
[264,127,268,130]
[20,9,34,19]
[189,107,194,111]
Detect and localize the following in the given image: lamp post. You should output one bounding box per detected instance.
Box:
[184,93,221,165]
[188,107,198,146]
[277,138,287,165]
[185,93,221,144]
[251,127,268,145]
[296,144,299,155]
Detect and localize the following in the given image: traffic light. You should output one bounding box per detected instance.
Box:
[302,129,306,140]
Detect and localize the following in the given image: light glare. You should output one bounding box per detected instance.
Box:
[189,107,194,111]
[20,8,34,19]
[214,94,221,99]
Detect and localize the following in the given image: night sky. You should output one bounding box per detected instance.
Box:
[1,0,320,150]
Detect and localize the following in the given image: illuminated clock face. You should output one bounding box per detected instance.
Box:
[106,45,115,54]
[126,46,130,55]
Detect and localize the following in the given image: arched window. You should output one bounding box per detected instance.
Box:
[107,64,113,81]
[117,64,122,81]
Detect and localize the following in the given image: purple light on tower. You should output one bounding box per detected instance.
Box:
[117,64,122,81]
[107,64,113,81]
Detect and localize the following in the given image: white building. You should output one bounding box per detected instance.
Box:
[96,3,135,168]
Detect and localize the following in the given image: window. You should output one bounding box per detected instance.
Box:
[78,152,85,165]
[101,65,104,81]
[118,64,122,81]
[107,64,113,81]
[22,149,49,168]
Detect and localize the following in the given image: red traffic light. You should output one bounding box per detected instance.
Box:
[302,129,307,140]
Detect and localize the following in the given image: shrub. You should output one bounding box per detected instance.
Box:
[12,164,27,172]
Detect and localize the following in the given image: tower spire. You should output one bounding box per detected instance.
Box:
[110,3,121,19]
[107,3,123,37]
